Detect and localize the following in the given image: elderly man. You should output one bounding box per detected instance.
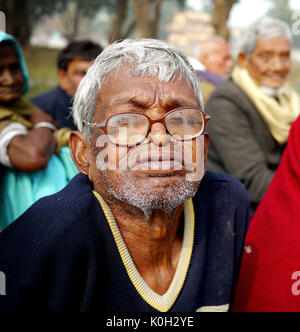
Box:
[195,36,233,103]
[198,36,233,80]
[0,39,250,312]
[205,17,300,214]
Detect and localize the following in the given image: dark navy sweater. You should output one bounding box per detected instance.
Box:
[0,172,250,312]
[31,86,77,130]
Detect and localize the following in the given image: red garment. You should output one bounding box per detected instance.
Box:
[233,116,300,312]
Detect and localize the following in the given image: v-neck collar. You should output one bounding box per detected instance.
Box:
[93,191,195,312]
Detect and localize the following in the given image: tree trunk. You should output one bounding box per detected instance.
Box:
[133,0,148,38]
[212,0,238,40]
[133,0,162,38]
[150,0,162,38]
[0,0,31,46]
[109,0,129,43]
[69,2,81,42]
[122,20,136,39]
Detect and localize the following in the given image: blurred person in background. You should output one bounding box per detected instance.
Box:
[31,40,103,130]
[195,36,234,104]
[0,32,78,231]
[198,36,234,80]
[205,17,300,215]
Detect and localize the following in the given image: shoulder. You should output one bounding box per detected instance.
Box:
[31,86,60,102]
[209,78,241,96]
[205,79,258,128]
[31,87,60,111]
[196,171,250,213]
[0,174,107,305]
[206,78,251,108]
[0,174,98,260]
[14,173,94,227]
[193,172,250,245]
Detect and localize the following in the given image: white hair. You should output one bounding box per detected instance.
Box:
[72,38,203,138]
[238,16,292,58]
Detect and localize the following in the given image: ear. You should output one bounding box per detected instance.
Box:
[238,52,249,68]
[58,69,68,91]
[69,131,91,177]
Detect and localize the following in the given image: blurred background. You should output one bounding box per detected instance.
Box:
[0,0,299,99]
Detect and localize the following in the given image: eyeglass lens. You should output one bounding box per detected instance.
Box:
[106,109,204,146]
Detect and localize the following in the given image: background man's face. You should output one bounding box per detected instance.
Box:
[0,44,24,103]
[86,65,209,217]
[246,37,291,89]
[201,41,234,79]
[59,59,93,97]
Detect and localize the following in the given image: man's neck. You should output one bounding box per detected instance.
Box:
[107,199,185,295]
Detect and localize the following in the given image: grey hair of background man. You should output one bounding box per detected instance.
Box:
[197,36,229,61]
[238,16,292,58]
[72,38,204,139]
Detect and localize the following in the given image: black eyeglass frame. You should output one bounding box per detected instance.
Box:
[82,106,211,146]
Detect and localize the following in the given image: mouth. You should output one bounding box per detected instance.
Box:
[130,167,186,182]
[271,76,284,81]
[0,87,23,96]
[267,73,286,82]
[148,172,178,177]
[131,159,184,171]
[128,147,187,173]
[119,143,195,177]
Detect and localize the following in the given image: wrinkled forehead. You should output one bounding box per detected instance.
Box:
[101,61,188,86]
[208,41,229,53]
[96,63,197,110]
[254,36,291,53]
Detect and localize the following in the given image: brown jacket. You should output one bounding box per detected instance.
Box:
[205,78,286,213]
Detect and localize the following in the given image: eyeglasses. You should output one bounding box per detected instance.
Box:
[83,106,211,147]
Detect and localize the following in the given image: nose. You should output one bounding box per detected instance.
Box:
[148,122,170,146]
[2,67,14,85]
[271,56,284,72]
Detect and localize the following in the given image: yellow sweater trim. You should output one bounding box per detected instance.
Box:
[93,191,195,312]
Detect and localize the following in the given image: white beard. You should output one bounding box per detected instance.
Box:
[96,137,206,222]
[260,85,285,98]
[104,174,200,221]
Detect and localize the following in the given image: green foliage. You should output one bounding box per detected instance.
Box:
[29,0,69,25]
[176,0,187,8]
[158,0,188,40]
[266,0,300,46]
[23,46,59,100]
[71,0,116,17]
[28,0,116,25]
